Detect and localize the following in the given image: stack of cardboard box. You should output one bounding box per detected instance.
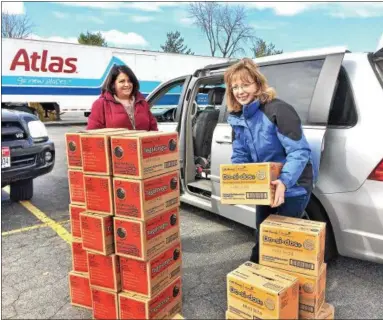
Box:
[66,128,184,319]
[221,163,335,320]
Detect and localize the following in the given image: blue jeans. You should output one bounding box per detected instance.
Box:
[250,192,312,262]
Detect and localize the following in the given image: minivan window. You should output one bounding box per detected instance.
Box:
[328,68,357,127]
[259,59,324,125]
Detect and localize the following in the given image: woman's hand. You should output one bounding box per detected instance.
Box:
[271,179,286,208]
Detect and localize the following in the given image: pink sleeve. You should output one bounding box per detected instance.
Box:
[86,98,105,130]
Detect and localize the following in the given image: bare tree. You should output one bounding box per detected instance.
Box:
[250,38,283,58]
[189,3,254,57]
[2,12,33,39]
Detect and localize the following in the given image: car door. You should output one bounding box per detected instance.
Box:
[146,75,192,186]
[210,48,346,228]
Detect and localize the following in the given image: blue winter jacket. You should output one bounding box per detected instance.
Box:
[227,98,316,198]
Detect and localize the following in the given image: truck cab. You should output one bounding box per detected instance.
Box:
[147,46,383,264]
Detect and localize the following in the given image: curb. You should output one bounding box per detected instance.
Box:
[45,121,87,127]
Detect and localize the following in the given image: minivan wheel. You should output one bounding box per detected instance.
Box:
[10,179,34,201]
[304,197,338,262]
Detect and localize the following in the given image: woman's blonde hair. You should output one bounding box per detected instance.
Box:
[224,58,276,112]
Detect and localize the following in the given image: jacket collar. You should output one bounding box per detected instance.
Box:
[102,91,145,104]
[242,99,260,119]
[227,99,260,126]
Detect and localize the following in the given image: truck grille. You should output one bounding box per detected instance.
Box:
[1,121,28,142]
[11,154,36,169]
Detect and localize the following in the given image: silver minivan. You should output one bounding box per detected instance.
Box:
[148,46,383,263]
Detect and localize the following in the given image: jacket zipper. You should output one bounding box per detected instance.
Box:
[244,118,260,162]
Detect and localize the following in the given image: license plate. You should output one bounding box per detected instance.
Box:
[2,147,11,169]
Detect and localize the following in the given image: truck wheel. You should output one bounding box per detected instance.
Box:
[305,197,338,262]
[10,179,34,201]
[193,110,219,159]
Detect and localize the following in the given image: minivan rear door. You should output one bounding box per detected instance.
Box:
[210,47,347,228]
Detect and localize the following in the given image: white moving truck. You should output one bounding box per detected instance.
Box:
[1,38,230,121]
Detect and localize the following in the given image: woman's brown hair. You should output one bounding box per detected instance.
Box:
[224,58,276,112]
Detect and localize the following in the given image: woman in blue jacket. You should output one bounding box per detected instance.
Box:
[224,58,316,263]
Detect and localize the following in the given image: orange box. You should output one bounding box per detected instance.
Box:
[275,263,327,318]
[68,271,92,310]
[65,132,83,169]
[111,131,179,179]
[227,262,299,320]
[69,204,85,238]
[84,174,113,215]
[71,238,88,273]
[301,302,335,319]
[80,130,141,175]
[91,287,119,320]
[68,169,85,205]
[80,212,114,255]
[88,253,121,292]
[114,207,180,261]
[260,214,326,276]
[113,170,180,220]
[120,241,182,297]
[119,277,182,319]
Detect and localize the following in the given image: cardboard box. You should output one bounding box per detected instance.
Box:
[84,174,113,215]
[68,169,85,205]
[71,238,88,273]
[119,277,182,319]
[260,215,326,276]
[69,204,85,238]
[220,162,282,205]
[275,263,327,318]
[120,241,182,297]
[111,131,179,179]
[227,262,299,319]
[80,212,114,255]
[114,207,180,261]
[91,287,119,320]
[113,170,180,220]
[225,310,244,319]
[88,253,121,292]
[68,271,92,309]
[80,130,141,175]
[65,133,83,169]
[301,302,335,319]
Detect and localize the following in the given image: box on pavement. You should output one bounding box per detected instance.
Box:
[173,314,185,319]
[69,204,85,238]
[275,263,327,318]
[120,241,182,297]
[68,271,92,310]
[301,302,335,319]
[80,129,142,175]
[225,310,244,319]
[227,261,299,320]
[91,287,119,320]
[87,253,121,292]
[220,162,283,205]
[111,131,179,179]
[113,170,180,220]
[119,276,182,319]
[80,212,114,255]
[68,169,85,205]
[260,214,326,277]
[114,207,180,261]
[71,238,88,273]
[84,174,113,215]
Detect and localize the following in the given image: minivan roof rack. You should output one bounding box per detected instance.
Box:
[193,59,239,77]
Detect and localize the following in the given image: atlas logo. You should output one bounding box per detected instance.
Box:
[10,49,77,73]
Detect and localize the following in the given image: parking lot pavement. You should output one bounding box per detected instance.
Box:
[2,125,383,319]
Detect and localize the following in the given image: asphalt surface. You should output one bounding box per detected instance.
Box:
[2,125,383,319]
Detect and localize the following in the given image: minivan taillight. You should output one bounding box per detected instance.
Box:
[368,160,383,181]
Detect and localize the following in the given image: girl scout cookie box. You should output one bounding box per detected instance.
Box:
[260,214,326,277]
[227,261,299,319]
[220,162,282,205]
[111,131,179,180]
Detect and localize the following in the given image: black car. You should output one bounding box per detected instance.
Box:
[1,108,55,201]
